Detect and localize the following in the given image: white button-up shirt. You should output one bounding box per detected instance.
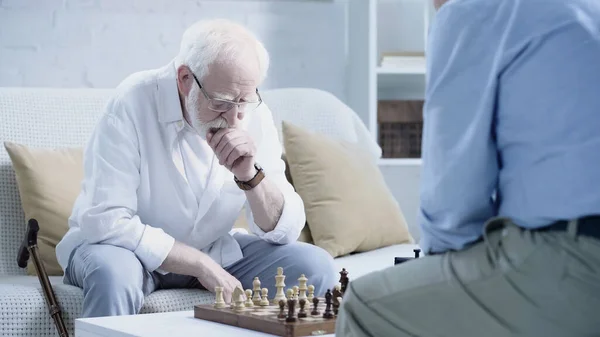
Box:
[55,60,306,273]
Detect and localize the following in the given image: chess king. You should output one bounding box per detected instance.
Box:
[336,0,600,336]
[55,19,337,318]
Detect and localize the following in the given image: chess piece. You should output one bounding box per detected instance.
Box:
[307,284,315,302]
[274,267,287,303]
[286,298,297,322]
[339,268,349,295]
[298,274,308,301]
[414,248,421,258]
[233,286,245,311]
[252,277,262,305]
[214,286,226,308]
[311,297,320,316]
[293,286,299,305]
[322,289,334,319]
[278,300,286,319]
[298,298,307,318]
[260,288,270,306]
[286,288,294,305]
[332,284,342,307]
[245,289,254,307]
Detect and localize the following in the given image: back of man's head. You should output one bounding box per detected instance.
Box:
[176,19,270,84]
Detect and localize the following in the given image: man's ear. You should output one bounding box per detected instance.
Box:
[177,65,193,97]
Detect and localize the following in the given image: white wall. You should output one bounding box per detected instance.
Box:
[0,0,347,101]
[381,165,421,242]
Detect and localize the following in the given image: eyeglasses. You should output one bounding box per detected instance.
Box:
[192,73,262,113]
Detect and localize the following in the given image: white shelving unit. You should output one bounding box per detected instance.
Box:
[346,0,436,166]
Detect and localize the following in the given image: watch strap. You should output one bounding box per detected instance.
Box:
[235,164,265,190]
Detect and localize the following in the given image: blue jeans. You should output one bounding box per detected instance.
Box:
[64,234,337,318]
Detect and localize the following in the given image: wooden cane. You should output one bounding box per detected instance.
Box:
[17,218,69,337]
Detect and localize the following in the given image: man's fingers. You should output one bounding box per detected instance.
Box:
[226,146,245,167]
[208,128,236,150]
[215,132,245,154]
[220,139,249,166]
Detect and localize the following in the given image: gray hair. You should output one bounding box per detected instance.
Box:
[176,19,270,83]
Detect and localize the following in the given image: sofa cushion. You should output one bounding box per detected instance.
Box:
[4,142,84,276]
[282,122,413,258]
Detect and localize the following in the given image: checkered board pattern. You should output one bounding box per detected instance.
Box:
[194,298,336,337]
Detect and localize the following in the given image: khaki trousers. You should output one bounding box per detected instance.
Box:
[336,218,600,337]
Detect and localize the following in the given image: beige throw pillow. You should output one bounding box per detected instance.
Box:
[4,142,83,276]
[282,122,413,257]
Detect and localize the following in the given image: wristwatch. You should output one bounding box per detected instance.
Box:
[234,164,265,191]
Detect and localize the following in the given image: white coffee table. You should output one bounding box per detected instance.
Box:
[75,310,336,337]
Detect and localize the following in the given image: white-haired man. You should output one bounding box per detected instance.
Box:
[55,19,337,318]
[337,0,600,336]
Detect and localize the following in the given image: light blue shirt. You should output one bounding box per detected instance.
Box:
[419,0,600,254]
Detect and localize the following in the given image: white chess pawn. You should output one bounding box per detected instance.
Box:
[260,288,270,306]
[286,288,294,306]
[252,277,262,305]
[245,289,254,307]
[293,286,299,304]
[307,284,315,303]
[214,286,226,308]
[274,267,286,303]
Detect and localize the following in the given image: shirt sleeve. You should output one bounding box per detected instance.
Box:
[418,4,500,254]
[243,104,306,244]
[72,97,175,271]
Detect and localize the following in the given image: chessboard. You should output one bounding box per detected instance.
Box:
[194,267,349,337]
[194,296,336,337]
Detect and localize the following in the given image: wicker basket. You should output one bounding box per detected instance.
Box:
[378,100,424,158]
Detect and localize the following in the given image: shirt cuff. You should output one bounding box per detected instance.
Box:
[133,224,175,272]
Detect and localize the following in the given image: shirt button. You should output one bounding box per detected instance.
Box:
[177,121,183,128]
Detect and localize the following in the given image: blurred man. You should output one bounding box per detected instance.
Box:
[56,19,336,318]
[337,0,600,336]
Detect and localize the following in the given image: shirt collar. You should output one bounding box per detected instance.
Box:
[155,59,185,124]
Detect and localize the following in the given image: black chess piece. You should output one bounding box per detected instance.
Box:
[339,268,349,295]
[322,289,334,319]
[414,248,421,258]
[278,300,286,319]
[332,288,342,315]
[286,298,297,322]
[298,298,307,318]
[311,297,320,316]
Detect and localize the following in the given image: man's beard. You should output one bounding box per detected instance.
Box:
[185,85,228,139]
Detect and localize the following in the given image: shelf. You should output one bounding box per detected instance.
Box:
[376,65,425,75]
[377,73,426,100]
[378,158,422,166]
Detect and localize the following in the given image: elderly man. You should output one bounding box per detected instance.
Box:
[55,19,336,318]
[337,0,600,336]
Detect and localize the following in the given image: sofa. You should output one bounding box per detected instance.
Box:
[0,87,420,337]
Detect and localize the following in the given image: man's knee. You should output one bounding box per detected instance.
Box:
[281,242,338,295]
[337,282,412,337]
[70,244,149,316]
